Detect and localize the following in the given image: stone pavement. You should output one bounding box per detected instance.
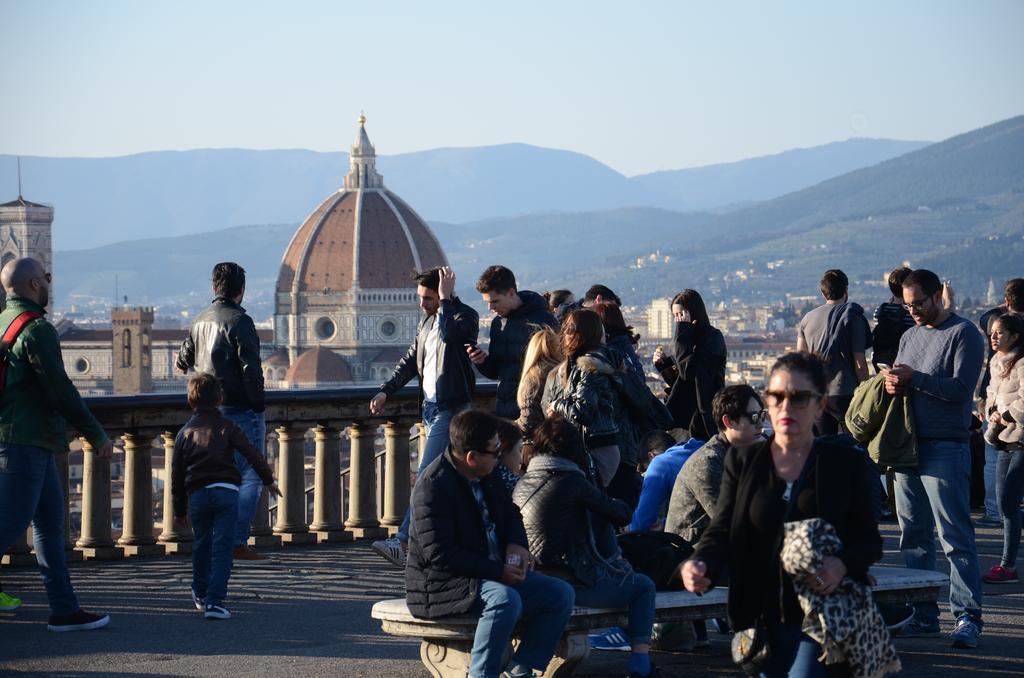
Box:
[1,517,1022,677]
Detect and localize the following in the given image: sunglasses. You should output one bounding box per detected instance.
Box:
[763,390,821,409]
[745,409,768,425]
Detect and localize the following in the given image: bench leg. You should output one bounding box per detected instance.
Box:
[538,631,590,677]
[420,638,473,678]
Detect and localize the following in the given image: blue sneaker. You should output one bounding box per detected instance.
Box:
[950,615,981,649]
[590,626,631,651]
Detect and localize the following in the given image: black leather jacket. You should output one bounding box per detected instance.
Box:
[513,455,632,586]
[379,296,479,410]
[176,298,265,412]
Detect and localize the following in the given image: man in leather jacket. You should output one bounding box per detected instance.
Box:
[176,262,267,560]
[369,266,479,567]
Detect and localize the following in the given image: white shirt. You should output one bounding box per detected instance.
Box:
[421,315,441,402]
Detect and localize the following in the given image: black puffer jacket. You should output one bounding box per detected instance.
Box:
[513,455,632,586]
[405,450,529,619]
[477,290,558,417]
[176,297,265,412]
[655,322,726,439]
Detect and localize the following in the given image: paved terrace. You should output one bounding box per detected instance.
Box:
[2,521,1022,677]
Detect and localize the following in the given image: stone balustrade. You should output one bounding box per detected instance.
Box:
[3,384,495,563]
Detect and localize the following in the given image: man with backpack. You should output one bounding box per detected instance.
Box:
[796,269,870,435]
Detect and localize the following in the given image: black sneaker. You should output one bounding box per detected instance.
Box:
[47,609,110,632]
[204,603,231,620]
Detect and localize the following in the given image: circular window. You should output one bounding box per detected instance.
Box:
[74,358,90,374]
[379,320,397,337]
[315,317,336,340]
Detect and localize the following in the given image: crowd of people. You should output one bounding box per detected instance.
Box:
[1,253,1020,677]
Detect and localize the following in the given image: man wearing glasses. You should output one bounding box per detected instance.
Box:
[884,269,985,649]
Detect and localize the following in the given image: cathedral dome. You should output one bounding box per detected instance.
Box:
[285,347,353,386]
[276,115,447,295]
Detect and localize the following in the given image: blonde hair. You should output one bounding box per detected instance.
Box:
[517,327,562,403]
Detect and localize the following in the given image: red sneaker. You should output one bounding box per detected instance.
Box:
[982,564,1018,584]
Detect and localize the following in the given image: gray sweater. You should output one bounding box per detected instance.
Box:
[895,314,984,441]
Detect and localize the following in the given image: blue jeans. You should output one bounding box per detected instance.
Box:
[0,443,79,615]
[220,407,266,546]
[469,571,575,678]
[762,623,826,678]
[189,486,239,607]
[397,401,466,542]
[984,440,1001,520]
[995,449,1024,568]
[574,570,655,645]
[894,439,983,623]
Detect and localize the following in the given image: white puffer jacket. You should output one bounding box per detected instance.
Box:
[985,351,1024,446]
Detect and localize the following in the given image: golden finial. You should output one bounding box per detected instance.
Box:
[358,111,366,125]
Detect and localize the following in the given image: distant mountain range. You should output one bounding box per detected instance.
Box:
[3,137,926,250]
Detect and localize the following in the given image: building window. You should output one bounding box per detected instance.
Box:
[74,358,90,374]
[121,330,132,367]
[379,320,396,338]
[315,317,336,340]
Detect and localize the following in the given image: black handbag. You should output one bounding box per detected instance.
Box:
[731,619,771,675]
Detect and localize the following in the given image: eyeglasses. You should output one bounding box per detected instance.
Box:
[33,272,52,284]
[744,409,768,425]
[763,390,822,409]
[902,297,932,312]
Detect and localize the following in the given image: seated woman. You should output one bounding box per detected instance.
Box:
[494,418,525,495]
[514,415,659,678]
[682,352,882,678]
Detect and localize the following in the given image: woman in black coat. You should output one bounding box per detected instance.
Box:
[682,352,882,678]
[654,289,726,440]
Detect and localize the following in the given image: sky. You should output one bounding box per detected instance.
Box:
[1,0,1022,176]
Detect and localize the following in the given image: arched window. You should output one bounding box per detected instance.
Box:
[121,330,132,367]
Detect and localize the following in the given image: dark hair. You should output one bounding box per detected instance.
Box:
[641,430,676,456]
[544,289,574,311]
[584,284,621,306]
[993,313,1024,378]
[819,269,849,301]
[902,269,942,297]
[413,267,442,292]
[670,289,710,326]
[187,372,222,409]
[887,267,913,299]
[449,410,500,457]
[769,351,828,396]
[1005,278,1024,313]
[475,265,517,294]
[593,301,640,345]
[530,415,589,471]
[495,418,523,450]
[560,309,604,379]
[712,384,762,433]
[212,262,246,299]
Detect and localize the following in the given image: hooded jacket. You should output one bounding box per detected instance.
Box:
[476,290,558,418]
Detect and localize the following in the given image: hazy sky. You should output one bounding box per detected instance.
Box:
[1,1,1021,175]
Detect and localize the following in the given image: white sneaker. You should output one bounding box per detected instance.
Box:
[371,537,407,568]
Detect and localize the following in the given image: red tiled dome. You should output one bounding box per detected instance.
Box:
[285,347,353,385]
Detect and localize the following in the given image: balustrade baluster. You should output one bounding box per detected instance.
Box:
[344,422,386,539]
[54,450,83,562]
[118,433,163,556]
[76,437,123,559]
[310,424,351,542]
[272,425,316,544]
[381,419,411,533]
[157,431,192,553]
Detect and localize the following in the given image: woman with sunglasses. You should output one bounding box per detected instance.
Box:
[681,352,882,677]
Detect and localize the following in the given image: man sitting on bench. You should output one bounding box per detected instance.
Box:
[405,410,574,678]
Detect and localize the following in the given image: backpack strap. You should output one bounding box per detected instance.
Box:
[0,310,43,395]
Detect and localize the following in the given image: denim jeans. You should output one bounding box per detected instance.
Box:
[894,439,983,623]
[397,401,466,542]
[189,486,239,607]
[220,407,266,546]
[984,440,1001,520]
[0,443,79,615]
[995,449,1024,568]
[469,571,575,678]
[574,570,655,645]
[762,623,826,678]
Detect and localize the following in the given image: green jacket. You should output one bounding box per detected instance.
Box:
[845,373,917,470]
[0,297,110,454]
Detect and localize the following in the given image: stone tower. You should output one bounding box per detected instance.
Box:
[111,306,154,394]
[0,195,54,310]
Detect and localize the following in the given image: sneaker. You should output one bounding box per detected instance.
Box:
[589,626,631,651]
[975,515,1002,528]
[47,609,110,632]
[371,537,407,568]
[891,618,940,638]
[0,592,22,611]
[204,603,231,620]
[982,564,1019,584]
[190,588,204,611]
[233,545,267,561]
[950,615,981,649]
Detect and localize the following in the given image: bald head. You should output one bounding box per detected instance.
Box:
[1,258,49,306]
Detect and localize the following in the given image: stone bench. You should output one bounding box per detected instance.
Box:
[371,566,949,677]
